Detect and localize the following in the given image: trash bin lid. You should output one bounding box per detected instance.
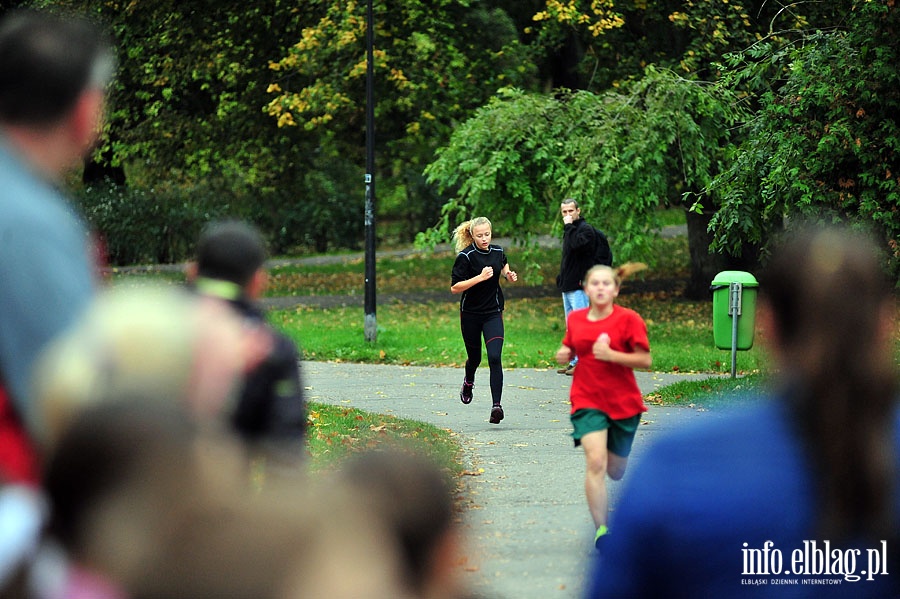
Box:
[711,271,759,288]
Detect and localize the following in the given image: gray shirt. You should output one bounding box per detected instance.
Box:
[0,140,95,432]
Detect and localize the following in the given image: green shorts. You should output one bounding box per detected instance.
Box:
[570,409,641,457]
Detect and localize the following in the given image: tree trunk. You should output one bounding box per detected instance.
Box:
[684,209,760,300]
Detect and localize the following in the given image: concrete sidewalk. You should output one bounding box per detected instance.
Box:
[304,362,722,599]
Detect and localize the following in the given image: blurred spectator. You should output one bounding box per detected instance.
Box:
[29,285,263,448]
[37,401,406,599]
[586,224,900,598]
[187,219,307,467]
[0,7,115,486]
[337,448,474,599]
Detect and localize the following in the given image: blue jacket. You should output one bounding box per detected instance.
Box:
[587,399,900,598]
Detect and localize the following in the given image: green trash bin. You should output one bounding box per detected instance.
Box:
[711,271,758,351]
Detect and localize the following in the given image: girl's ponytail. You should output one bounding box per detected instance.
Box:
[452,217,492,252]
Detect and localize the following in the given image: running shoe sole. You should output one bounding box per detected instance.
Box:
[489,404,504,424]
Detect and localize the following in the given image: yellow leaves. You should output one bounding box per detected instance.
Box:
[389,68,409,85]
[533,0,623,35]
[349,60,366,78]
[338,30,358,47]
[265,82,353,130]
[275,109,296,128]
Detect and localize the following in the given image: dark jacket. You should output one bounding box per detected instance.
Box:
[557,218,599,292]
[191,280,307,458]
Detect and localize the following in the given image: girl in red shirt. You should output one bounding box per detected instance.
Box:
[555,263,650,549]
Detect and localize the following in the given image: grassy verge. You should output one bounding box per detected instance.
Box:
[270,294,767,375]
[305,402,463,475]
[109,222,773,471]
[645,373,768,408]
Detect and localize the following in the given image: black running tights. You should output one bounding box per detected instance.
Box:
[460,311,504,405]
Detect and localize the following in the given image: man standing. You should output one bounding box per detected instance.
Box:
[556,198,612,375]
[0,10,115,484]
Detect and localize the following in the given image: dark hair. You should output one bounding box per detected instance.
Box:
[196,220,267,287]
[0,9,115,126]
[758,224,897,540]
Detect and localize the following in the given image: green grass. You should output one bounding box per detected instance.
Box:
[109,229,768,471]
[305,402,463,475]
[645,373,768,408]
[271,295,768,375]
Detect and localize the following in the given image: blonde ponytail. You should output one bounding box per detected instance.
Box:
[584,262,647,287]
[452,217,492,252]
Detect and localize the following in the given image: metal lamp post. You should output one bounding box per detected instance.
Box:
[363,0,377,342]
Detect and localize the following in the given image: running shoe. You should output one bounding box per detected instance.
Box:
[489,404,504,424]
[594,525,609,550]
[460,381,474,404]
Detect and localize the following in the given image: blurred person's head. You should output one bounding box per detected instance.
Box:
[0,9,115,178]
[41,400,204,590]
[757,223,898,540]
[188,220,268,300]
[43,403,407,599]
[30,285,268,449]
[337,448,466,599]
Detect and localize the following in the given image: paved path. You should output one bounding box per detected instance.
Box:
[304,361,722,599]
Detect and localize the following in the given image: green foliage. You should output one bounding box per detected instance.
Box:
[706,1,900,274]
[265,0,538,237]
[421,68,745,267]
[523,0,798,90]
[28,0,543,256]
[74,182,230,264]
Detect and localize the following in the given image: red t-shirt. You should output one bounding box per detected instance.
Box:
[561,304,650,419]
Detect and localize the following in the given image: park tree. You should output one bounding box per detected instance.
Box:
[265,0,537,241]
[423,1,877,296]
[25,0,347,260]
[703,0,900,277]
[522,0,804,91]
[420,67,747,297]
[30,0,537,259]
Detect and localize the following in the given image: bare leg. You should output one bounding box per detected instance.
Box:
[580,430,610,528]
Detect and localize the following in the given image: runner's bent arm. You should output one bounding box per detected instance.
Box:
[451,266,494,294]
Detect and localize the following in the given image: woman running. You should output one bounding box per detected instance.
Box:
[450,217,517,424]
